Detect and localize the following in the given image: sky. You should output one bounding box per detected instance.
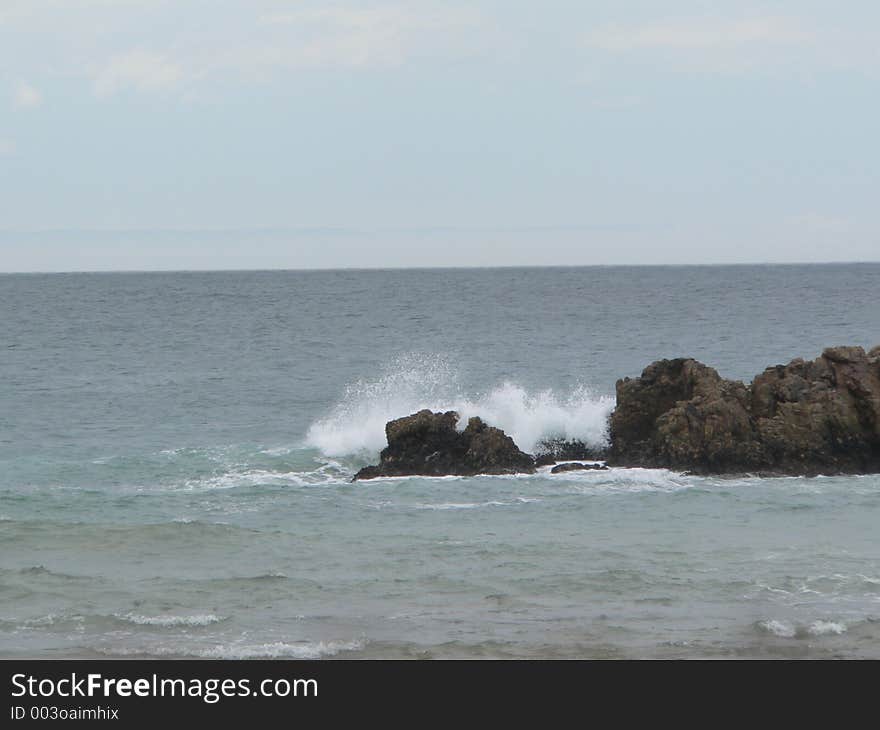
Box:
[1,0,879,271]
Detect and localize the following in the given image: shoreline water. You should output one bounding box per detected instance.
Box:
[3,265,879,659]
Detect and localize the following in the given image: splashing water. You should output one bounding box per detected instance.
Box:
[305,354,614,457]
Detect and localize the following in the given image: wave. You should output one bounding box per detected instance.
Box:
[560,466,692,494]
[194,639,365,659]
[114,613,226,627]
[411,499,538,511]
[14,565,92,581]
[756,618,848,638]
[180,464,349,491]
[806,620,848,636]
[80,445,353,494]
[189,572,297,587]
[749,573,880,601]
[2,613,82,629]
[4,612,227,631]
[94,639,365,659]
[305,354,613,457]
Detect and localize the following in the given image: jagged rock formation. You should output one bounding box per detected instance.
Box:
[353,409,536,480]
[353,346,880,479]
[608,346,880,475]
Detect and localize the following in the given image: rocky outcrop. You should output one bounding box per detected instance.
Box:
[748,346,880,474]
[354,346,880,479]
[353,409,536,480]
[608,358,761,472]
[609,346,880,475]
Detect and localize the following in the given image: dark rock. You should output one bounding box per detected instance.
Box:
[550,462,609,473]
[534,438,607,463]
[608,346,880,475]
[533,452,559,468]
[609,359,737,466]
[353,409,536,480]
[354,345,880,480]
[749,346,880,474]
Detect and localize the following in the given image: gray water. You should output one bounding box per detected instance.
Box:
[1,264,879,658]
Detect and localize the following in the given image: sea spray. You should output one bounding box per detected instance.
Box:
[304,354,462,456]
[454,382,613,455]
[305,354,613,457]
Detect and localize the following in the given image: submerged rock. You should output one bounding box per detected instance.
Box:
[353,409,536,480]
[609,346,880,475]
[549,462,609,474]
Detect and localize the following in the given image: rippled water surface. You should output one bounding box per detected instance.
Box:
[1,265,879,658]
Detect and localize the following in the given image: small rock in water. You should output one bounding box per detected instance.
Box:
[353,409,535,480]
[534,438,606,463]
[550,462,609,474]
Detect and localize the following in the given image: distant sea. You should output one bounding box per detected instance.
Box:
[2,264,879,658]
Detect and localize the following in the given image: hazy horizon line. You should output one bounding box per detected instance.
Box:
[2,260,879,276]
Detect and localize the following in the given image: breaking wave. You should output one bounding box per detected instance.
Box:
[115,613,226,627]
[305,354,613,457]
[94,639,365,659]
[756,619,848,638]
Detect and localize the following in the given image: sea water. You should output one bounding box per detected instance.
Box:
[1,264,879,658]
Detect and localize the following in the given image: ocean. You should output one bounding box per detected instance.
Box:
[1,263,879,659]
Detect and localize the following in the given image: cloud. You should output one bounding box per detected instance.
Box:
[0,138,15,156]
[257,5,483,69]
[260,5,479,35]
[85,3,484,96]
[586,17,814,51]
[580,15,834,76]
[92,50,183,97]
[13,80,43,109]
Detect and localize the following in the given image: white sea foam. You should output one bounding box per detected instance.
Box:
[116,613,225,627]
[412,499,531,511]
[18,614,68,627]
[563,467,691,494]
[179,465,349,492]
[305,354,613,457]
[757,618,848,638]
[98,639,364,659]
[757,619,797,638]
[195,639,364,659]
[807,620,847,636]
